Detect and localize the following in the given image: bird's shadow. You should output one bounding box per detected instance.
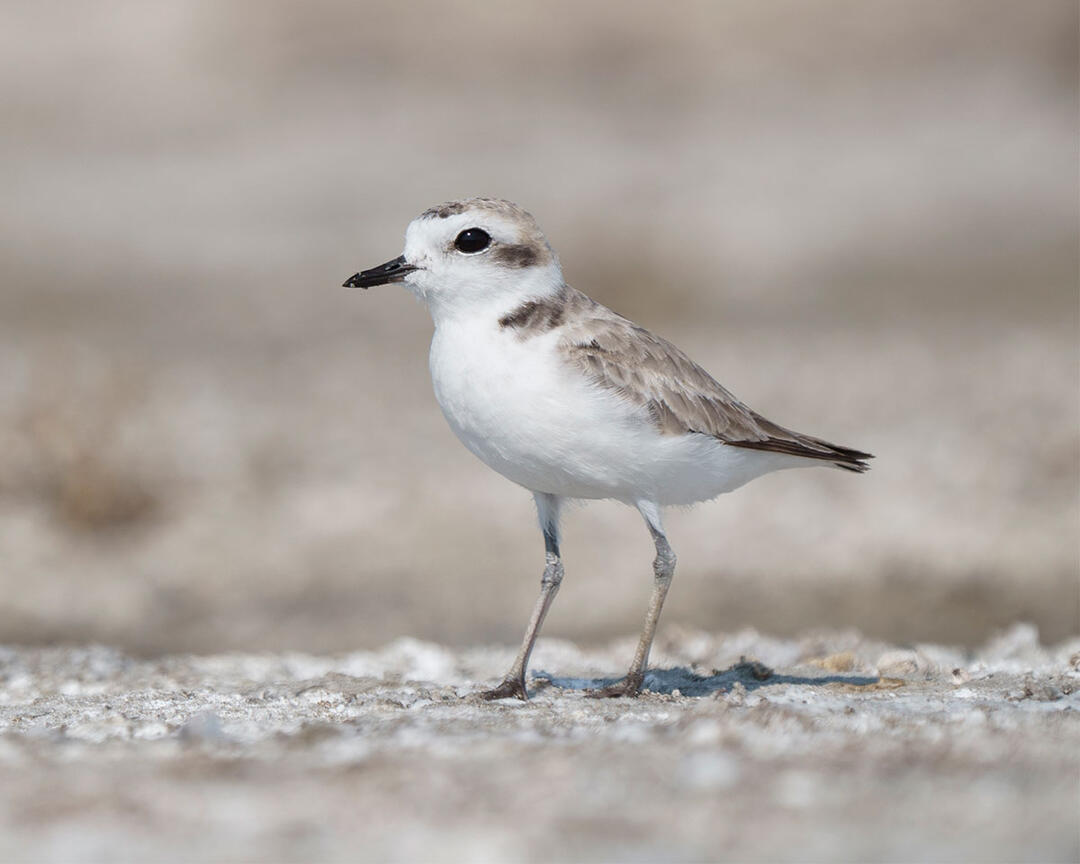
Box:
[534,659,878,697]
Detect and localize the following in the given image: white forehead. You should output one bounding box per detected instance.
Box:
[403,198,545,254]
[405,211,499,250]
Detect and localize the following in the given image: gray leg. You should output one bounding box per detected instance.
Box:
[592,500,675,698]
[480,493,564,701]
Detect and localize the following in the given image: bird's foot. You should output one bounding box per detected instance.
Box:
[478,676,529,701]
[586,672,645,698]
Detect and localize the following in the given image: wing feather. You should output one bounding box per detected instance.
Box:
[554,287,872,471]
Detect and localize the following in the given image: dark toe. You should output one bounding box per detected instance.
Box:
[585,674,644,699]
[478,678,529,701]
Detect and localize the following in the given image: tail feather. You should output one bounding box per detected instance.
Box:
[728,435,873,473]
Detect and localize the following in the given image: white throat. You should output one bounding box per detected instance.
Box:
[407,262,565,328]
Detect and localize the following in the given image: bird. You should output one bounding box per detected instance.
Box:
[343,197,871,700]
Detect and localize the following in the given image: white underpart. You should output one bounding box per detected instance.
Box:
[396,208,808,508]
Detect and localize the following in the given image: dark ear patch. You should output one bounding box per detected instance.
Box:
[491,243,540,268]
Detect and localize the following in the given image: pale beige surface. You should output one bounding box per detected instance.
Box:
[0,626,1077,862]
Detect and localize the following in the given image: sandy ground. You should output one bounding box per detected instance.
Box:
[1,624,1077,863]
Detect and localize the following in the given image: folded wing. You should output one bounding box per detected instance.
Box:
[557,288,873,472]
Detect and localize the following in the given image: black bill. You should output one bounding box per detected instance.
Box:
[342,255,418,289]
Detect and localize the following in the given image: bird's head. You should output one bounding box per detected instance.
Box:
[344,198,563,320]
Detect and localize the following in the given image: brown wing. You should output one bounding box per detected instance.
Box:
[555,288,872,472]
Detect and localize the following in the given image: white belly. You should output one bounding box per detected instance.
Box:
[429,318,802,505]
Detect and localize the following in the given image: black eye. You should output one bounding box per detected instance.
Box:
[454,228,491,254]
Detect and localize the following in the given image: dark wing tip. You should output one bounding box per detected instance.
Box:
[728,437,873,472]
[828,445,874,472]
[833,459,872,473]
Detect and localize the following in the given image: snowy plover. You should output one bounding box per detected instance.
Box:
[344,198,871,699]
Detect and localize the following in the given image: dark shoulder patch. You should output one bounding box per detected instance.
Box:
[499,300,542,330]
[498,285,569,335]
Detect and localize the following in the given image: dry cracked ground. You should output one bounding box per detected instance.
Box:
[1,624,1077,863]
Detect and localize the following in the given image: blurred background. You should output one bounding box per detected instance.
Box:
[0,0,1076,656]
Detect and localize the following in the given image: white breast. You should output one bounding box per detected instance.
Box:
[430,316,640,498]
[428,315,802,505]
